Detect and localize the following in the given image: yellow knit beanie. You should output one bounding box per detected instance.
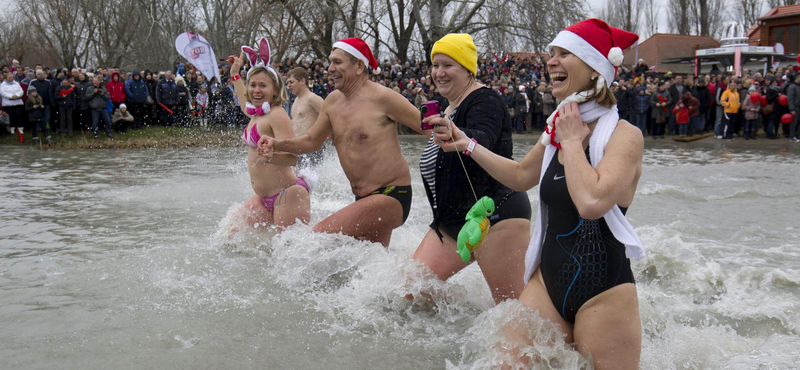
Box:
[430,34,477,76]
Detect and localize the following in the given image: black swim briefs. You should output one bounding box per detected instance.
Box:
[355,185,413,224]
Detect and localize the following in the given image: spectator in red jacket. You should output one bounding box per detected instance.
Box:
[107,72,126,110]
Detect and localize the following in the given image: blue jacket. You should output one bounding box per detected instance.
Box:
[156,78,178,105]
[634,93,650,114]
[125,73,150,104]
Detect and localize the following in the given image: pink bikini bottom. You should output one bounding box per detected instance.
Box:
[260,177,310,212]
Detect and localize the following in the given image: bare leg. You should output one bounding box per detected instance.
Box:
[488,268,573,369]
[473,218,531,303]
[573,283,642,370]
[272,185,311,229]
[412,228,469,280]
[243,194,273,227]
[518,267,573,342]
[312,194,403,247]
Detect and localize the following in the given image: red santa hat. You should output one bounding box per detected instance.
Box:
[332,38,381,74]
[547,18,639,87]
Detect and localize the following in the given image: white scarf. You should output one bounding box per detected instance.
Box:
[523,96,646,285]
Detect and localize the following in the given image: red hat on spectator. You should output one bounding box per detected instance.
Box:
[548,18,639,87]
[332,38,381,74]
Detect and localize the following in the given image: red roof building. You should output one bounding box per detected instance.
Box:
[748,4,800,53]
[622,34,720,74]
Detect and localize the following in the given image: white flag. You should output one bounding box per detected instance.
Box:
[175,32,221,83]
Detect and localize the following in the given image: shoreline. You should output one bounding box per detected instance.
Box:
[2,125,797,150]
[0,126,242,149]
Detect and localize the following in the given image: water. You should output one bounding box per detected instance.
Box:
[2,137,799,369]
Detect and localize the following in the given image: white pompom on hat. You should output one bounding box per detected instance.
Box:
[332,38,381,75]
[547,18,639,87]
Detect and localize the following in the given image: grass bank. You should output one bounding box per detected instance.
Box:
[1,126,241,149]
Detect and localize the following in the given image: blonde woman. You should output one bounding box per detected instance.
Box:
[230,38,310,229]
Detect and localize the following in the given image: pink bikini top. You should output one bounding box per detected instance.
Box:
[242,123,261,148]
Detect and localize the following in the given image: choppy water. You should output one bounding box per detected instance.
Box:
[1,137,799,369]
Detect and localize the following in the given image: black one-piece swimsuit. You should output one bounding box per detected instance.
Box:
[539,148,635,323]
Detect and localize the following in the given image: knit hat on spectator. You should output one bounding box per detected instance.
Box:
[548,18,639,88]
[28,86,38,94]
[120,103,127,109]
[431,34,478,76]
[332,38,381,74]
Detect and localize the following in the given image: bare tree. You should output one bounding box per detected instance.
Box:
[133,0,199,70]
[767,0,798,7]
[599,0,643,34]
[735,0,765,33]
[689,0,725,37]
[86,0,142,69]
[667,0,691,34]
[0,14,27,66]
[642,0,659,38]
[17,0,94,68]
[412,0,585,63]
[200,0,242,59]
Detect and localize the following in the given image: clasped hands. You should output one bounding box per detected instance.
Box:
[256,136,276,162]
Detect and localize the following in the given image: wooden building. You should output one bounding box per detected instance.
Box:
[748,4,800,53]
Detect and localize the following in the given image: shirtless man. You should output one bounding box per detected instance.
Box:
[259,38,425,246]
[286,67,325,167]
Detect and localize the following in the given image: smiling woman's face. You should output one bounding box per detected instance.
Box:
[546,46,596,100]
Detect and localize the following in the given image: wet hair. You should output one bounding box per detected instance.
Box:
[288,67,309,85]
[245,65,289,107]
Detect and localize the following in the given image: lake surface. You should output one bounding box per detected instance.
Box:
[2,137,799,369]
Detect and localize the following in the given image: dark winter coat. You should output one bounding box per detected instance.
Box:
[514,90,527,115]
[156,78,178,105]
[25,96,45,121]
[692,85,711,114]
[75,80,93,110]
[125,73,150,104]
[668,83,687,107]
[55,85,77,108]
[615,87,635,114]
[423,87,518,231]
[176,84,191,106]
[87,84,111,110]
[29,78,54,105]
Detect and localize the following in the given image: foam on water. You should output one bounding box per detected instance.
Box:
[2,142,800,369]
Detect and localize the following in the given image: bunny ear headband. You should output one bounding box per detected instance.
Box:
[242,37,280,85]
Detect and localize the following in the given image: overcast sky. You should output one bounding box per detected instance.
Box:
[3,0,763,44]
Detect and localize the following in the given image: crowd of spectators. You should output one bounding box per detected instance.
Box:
[2,54,800,144]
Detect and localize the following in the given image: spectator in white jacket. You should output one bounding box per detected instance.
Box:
[1,72,25,135]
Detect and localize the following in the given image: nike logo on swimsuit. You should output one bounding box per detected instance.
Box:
[554,174,565,180]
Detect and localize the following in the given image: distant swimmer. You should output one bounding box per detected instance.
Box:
[229,38,311,230]
[258,37,426,247]
[286,67,326,167]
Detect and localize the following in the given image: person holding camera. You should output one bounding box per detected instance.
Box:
[413,34,532,304]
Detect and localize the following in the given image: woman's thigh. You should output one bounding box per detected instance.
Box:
[243,194,273,226]
[273,185,311,228]
[518,267,573,342]
[573,283,641,370]
[474,218,530,302]
[412,228,469,281]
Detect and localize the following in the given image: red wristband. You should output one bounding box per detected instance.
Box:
[231,74,241,81]
[464,138,478,156]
